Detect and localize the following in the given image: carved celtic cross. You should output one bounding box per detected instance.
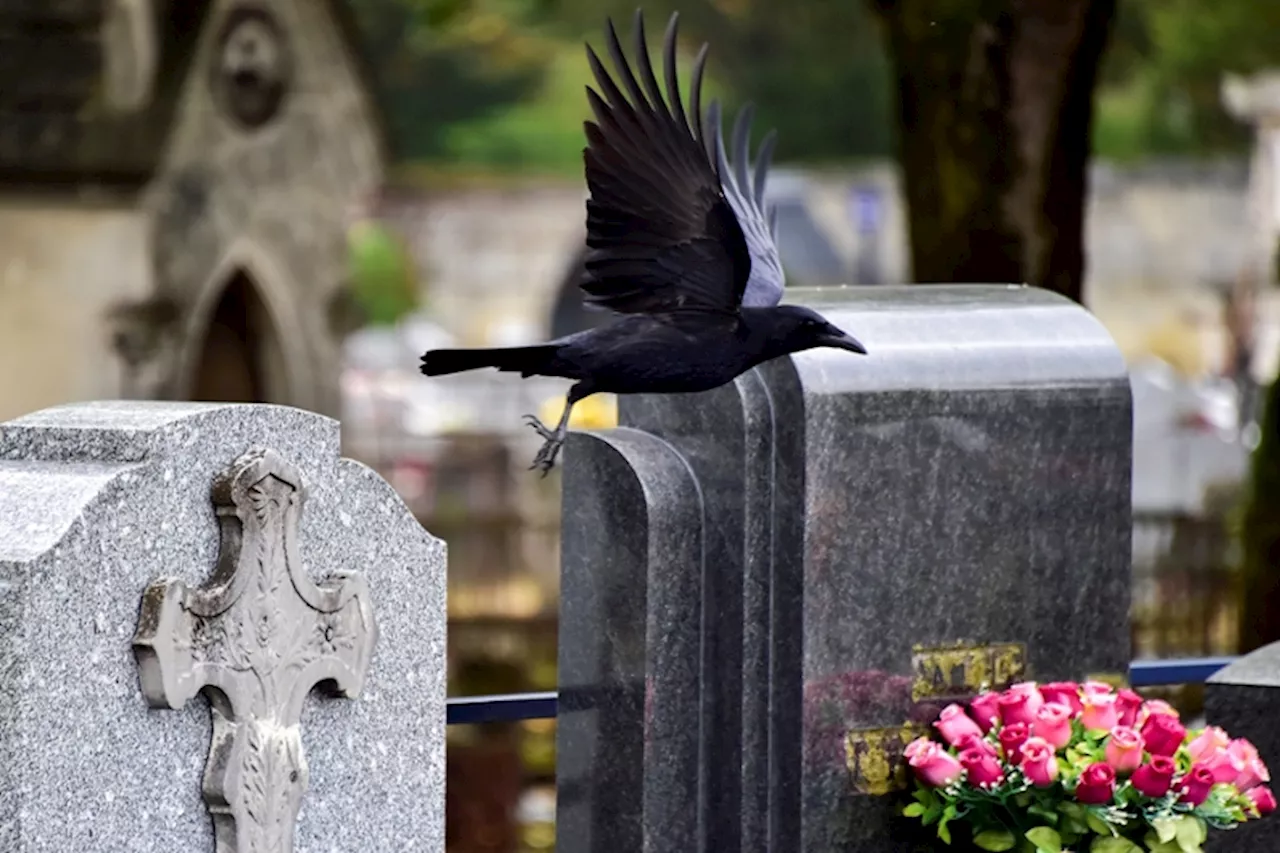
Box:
[133,448,378,853]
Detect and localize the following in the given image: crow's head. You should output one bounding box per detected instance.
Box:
[762,305,867,358]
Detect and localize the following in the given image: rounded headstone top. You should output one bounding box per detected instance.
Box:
[1208,642,1280,689]
[781,284,1127,396]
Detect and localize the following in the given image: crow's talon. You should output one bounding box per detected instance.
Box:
[522,414,557,441]
[529,436,563,477]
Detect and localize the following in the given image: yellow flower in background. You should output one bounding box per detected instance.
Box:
[539,393,617,430]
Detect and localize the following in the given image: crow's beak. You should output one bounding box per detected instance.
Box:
[819,330,868,355]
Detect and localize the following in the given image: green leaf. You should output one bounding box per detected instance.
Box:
[1025,826,1063,852]
[1087,812,1115,836]
[1145,842,1183,853]
[1151,818,1178,843]
[1028,804,1060,825]
[972,829,1018,851]
[1174,815,1203,853]
[1090,837,1142,853]
[938,804,956,845]
[902,802,926,818]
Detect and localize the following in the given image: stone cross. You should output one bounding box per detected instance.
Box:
[133,447,378,853]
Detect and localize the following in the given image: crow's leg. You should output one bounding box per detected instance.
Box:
[521,381,592,476]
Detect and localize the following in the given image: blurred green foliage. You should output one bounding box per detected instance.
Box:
[347,221,419,326]
[1095,0,1280,158]
[349,0,1280,171]
[349,0,558,162]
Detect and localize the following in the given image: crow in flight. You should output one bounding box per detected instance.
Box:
[420,10,867,475]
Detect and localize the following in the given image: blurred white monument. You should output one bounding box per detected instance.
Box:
[1223,72,1280,282]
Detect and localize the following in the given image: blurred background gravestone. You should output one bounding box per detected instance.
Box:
[0,401,445,851]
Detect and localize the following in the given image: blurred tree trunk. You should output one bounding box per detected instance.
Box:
[1241,375,1280,652]
[867,0,1117,302]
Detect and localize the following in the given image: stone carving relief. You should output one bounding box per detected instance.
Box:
[133,448,378,853]
[210,5,293,129]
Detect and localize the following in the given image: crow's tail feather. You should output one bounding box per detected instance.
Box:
[419,345,558,378]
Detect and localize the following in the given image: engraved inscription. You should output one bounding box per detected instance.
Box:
[133,448,378,853]
[911,641,1027,702]
[845,724,930,795]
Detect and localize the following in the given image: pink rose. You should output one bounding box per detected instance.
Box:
[1115,689,1144,727]
[954,732,998,758]
[968,692,1002,732]
[1033,703,1074,750]
[1131,756,1177,797]
[998,683,1044,728]
[934,703,985,747]
[1179,763,1217,806]
[1248,786,1277,816]
[960,746,1005,788]
[1140,699,1179,724]
[1188,726,1230,762]
[1075,761,1116,804]
[1082,681,1115,698]
[1229,740,1271,791]
[1105,726,1145,773]
[909,740,963,787]
[1141,712,1187,757]
[1080,692,1119,732]
[1020,736,1060,787]
[1202,747,1247,784]
[904,736,932,761]
[1039,682,1083,715]
[999,722,1031,765]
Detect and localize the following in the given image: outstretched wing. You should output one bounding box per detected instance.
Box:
[706,101,786,308]
[579,11,752,315]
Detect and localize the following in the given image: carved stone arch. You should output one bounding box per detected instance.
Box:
[179,242,316,410]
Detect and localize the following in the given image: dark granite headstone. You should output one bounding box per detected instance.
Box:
[1205,643,1280,852]
[557,285,1133,853]
[557,428,706,853]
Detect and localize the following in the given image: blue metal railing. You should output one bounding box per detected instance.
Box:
[444,657,1237,726]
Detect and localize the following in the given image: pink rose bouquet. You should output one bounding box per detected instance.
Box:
[901,681,1274,851]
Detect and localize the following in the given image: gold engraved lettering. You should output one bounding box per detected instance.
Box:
[910,641,1027,702]
[845,723,929,796]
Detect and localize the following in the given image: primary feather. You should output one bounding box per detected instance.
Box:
[580,10,770,316]
[707,101,786,307]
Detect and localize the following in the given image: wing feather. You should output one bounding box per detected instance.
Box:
[579,11,751,315]
[706,100,786,308]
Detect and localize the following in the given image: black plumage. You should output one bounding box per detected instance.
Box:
[420,10,867,475]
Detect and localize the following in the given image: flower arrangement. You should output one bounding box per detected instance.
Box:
[901,681,1275,852]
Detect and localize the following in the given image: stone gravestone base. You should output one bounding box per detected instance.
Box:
[0,401,446,851]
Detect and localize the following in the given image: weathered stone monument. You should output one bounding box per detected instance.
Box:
[0,401,444,851]
[557,285,1133,853]
[0,1,385,422]
[1205,642,1280,852]
[1223,71,1280,284]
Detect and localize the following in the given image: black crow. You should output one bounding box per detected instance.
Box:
[420,10,867,475]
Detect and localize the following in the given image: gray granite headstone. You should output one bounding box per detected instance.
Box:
[557,428,704,852]
[557,285,1133,853]
[1205,643,1280,852]
[0,401,446,852]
